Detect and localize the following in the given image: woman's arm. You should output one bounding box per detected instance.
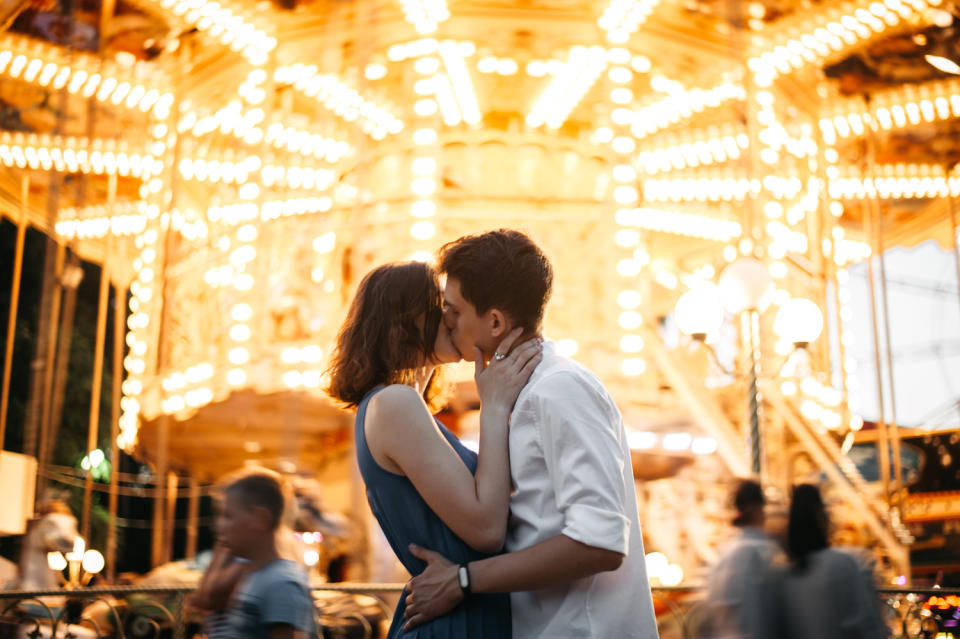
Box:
[366,330,540,553]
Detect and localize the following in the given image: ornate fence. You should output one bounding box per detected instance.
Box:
[1,584,957,638]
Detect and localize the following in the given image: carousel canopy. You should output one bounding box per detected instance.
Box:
[1,0,958,490]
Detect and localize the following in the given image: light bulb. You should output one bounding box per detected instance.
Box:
[774,298,824,346]
[674,284,724,339]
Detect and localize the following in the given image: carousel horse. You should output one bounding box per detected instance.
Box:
[0,500,77,592]
[0,501,100,638]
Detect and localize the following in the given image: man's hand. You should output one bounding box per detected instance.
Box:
[403,544,463,631]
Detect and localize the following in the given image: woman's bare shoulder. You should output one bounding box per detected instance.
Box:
[366,385,428,430]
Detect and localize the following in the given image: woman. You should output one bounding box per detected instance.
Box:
[765,484,886,639]
[327,261,541,638]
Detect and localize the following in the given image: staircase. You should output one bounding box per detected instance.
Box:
[638,320,910,576]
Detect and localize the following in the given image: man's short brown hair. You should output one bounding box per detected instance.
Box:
[438,229,553,332]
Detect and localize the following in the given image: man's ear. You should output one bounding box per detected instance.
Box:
[249,505,275,532]
[488,308,512,339]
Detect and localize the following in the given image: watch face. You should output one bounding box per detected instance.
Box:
[458,566,469,589]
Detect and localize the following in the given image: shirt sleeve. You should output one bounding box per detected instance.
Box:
[533,371,631,554]
[261,579,316,632]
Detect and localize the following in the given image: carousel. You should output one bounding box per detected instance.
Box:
[0,0,958,611]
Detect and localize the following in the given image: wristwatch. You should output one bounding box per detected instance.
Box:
[457,563,471,595]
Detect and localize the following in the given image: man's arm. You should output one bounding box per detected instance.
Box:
[403,535,623,630]
[404,371,631,630]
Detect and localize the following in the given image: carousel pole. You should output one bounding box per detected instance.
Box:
[151,32,188,569]
[35,241,65,499]
[151,416,169,568]
[44,253,81,471]
[164,471,178,564]
[863,102,891,507]
[185,477,200,559]
[107,279,125,582]
[0,175,30,471]
[876,196,905,521]
[82,242,111,541]
[865,183,891,506]
[949,166,960,317]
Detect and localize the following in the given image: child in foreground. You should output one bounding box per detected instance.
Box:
[214,469,317,639]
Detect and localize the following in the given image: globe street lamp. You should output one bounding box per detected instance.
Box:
[674,283,724,342]
[774,298,825,348]
[46,536,104,588]
[675,258,823,477]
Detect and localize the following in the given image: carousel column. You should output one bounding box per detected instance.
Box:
[185,477,200,559]
[35,241,65,499]
[862,123,891,510]
[0,175,29,473]
[46,251,83,474]
[603,81,646,384]
[949,166,960,320]
[81,173,117,540]
[875,188,904,523]
[81,240,111,541]
[816,102,852,438]
[145,60,183,569]
[107,280,126,582]
[151,416,169,568]
[164,471,178,563]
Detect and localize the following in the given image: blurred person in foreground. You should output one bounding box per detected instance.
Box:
[401,230,659,639]
[764,484,886,639]
[214,469,317,638]
[703,479,781,639]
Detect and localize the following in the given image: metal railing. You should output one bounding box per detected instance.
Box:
[0,584,957,638]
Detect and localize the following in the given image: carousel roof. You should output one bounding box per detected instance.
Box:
[1,0,958,483]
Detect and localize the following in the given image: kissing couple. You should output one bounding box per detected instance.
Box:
[327,229,660,639]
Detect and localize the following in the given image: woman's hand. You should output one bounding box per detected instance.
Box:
[473,327,542,414]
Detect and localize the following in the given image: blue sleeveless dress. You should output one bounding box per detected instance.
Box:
[355,387,512,638]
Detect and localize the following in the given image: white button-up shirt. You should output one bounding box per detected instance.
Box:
[506,341,659,639]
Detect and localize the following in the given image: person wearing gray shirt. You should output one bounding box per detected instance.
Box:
[223,558,316,638]
[215,470,317,639]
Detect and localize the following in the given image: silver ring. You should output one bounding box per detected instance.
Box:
[493,352,507,361]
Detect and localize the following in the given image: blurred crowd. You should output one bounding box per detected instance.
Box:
[702,480,887,639]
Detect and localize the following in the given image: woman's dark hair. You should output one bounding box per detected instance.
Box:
[326,261,445,409]
[786,483,830,573]
[438,229,553,333]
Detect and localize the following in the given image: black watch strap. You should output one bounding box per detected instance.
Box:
[457,563,471,595]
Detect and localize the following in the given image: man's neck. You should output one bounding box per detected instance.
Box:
[488,331,543,360]
[242,540,281,570]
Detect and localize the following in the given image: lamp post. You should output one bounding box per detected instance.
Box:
[46,536,105,588]
[675,258,823,478]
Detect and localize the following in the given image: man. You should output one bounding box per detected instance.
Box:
[403,229,659,638]
[705,480,781,639]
